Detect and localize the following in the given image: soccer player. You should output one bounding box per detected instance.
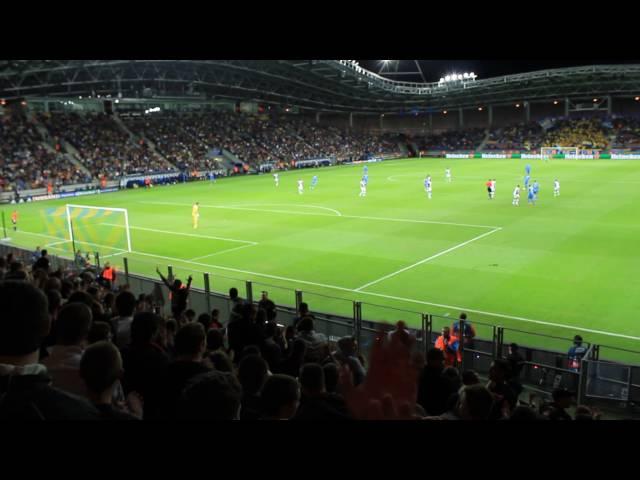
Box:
[486,179,492,200]
[192,202,200,229]
[527,185,535,205]
[554,179,560,197]
[445,168,452,183]
[359,178,367,197]
[525,164,531,175]
[10,210,18,231]
[490,179,496,199]
[311,175,318,190]
[297,179,304,195]
[512,185,520,206]
[363,173,369,185]
[424,176,432,199]
[363,164,368,175]
[273,173,279,187]
[524,174,531,189]
[533,180,540,200]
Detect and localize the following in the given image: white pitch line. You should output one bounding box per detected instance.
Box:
[188,243,258,261]
[354,228,502,291]
[102,223,257,245]
[45,240,72,248]
[102,251,128,259]
[239,203,342,217]
[141,201,500,230]
[121,249,640,341]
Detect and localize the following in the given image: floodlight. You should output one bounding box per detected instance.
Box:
[445,75,451,81]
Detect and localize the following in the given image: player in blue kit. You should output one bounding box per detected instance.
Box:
[525,164,531,175]
[532,180,539,200]
[363,165,368,175]
[363,174,369,185]
[524,174,531,189]
[527,185,535,205]
[311,175,318,190]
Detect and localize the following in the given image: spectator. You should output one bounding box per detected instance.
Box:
[120,312,169,397]
[294,363,350,420]
[184,309,196,324]
[451,313,476,350]
[156,268,192,321]
[462,370,480,386]
[323,362,339,394]
[80,341,140,420]
[42,302,92,396]
[333,336,366,386]
[568,335,588,372]
[33,249,50,273]
[112,291,137,348]
[228,287,244,323]
[509,405,544,421]
[197,313,213,332]
[238,354,269,420]
[210,309,223,329]
[277,339,307,378]
[292,302,311,328]
[257,291,277,322]
[434,326,459,367]
[227,302,263,361]
[144,322,210,420]
[457,384,495,420]
[548,388,575,421]
[88,321,114,344]
[487,359,518,420]
[209,350,234,373]
[506,342,525,398]
[296,316,328,363]
[261,321,283,372]
[417,348,457,416]
[260,374,301,420]
[574,405,601,421]
[0,281,99,420]
[177,371,243,420]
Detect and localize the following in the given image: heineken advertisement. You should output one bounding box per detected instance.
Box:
[442,152,640,160]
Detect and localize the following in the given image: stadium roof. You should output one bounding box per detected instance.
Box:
[1,60,640,114]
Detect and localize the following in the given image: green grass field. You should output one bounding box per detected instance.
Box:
[4,157,640,363]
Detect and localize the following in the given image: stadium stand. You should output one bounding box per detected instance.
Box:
[0,246,608,421]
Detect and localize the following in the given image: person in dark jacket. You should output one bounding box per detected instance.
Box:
[238,354,268,420]
[80,341,140,420]
[0,281,100,420]
[120,312,169,397]
[417,348,457,416]
[293,363,350,421]
[143,323,210,420]
[156,268,192,321]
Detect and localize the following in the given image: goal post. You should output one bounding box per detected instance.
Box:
[64,204,132,254]
[540,146,578,158]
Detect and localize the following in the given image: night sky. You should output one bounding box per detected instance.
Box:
[356,60,640,83]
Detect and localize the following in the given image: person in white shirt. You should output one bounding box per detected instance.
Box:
[554,179,560,197]
[297,179,304,195]
[359,179,367,197]
[512,185,520,206]
[112,291,137,349]
[274,173,279,187]
[490,179,496,199]
[445,168,452,183]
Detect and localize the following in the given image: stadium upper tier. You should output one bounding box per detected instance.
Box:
[1,111,639,192]
[1,61,640,113]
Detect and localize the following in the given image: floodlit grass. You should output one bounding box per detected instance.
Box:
[5,157,640,362]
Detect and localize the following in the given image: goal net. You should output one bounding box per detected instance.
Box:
[540,146,578,159]
[41,204,131,258]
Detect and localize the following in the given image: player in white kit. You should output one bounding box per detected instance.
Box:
[274,173,279,187]
[554,179,560,197]
[445,168,452,182]
[512,185,520,206]
[359,179,367,197]
[297,179,303,194]
[490,179,496,199]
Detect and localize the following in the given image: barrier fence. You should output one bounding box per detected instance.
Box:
[2,242,640,411]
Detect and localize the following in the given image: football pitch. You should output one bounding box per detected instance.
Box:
[5,157,640,363]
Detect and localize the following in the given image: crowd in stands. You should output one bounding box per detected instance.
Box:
[0,246,604,421]
[416,127,486,151]
[542,117,610,149]
[37,112,175,179]
[126,111,399,169]
[0,112,86,192]
[611,117,640,149]
[484,122,545,151]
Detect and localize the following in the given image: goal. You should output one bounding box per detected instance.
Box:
[42,204,132,258]
[540,146,578,158]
